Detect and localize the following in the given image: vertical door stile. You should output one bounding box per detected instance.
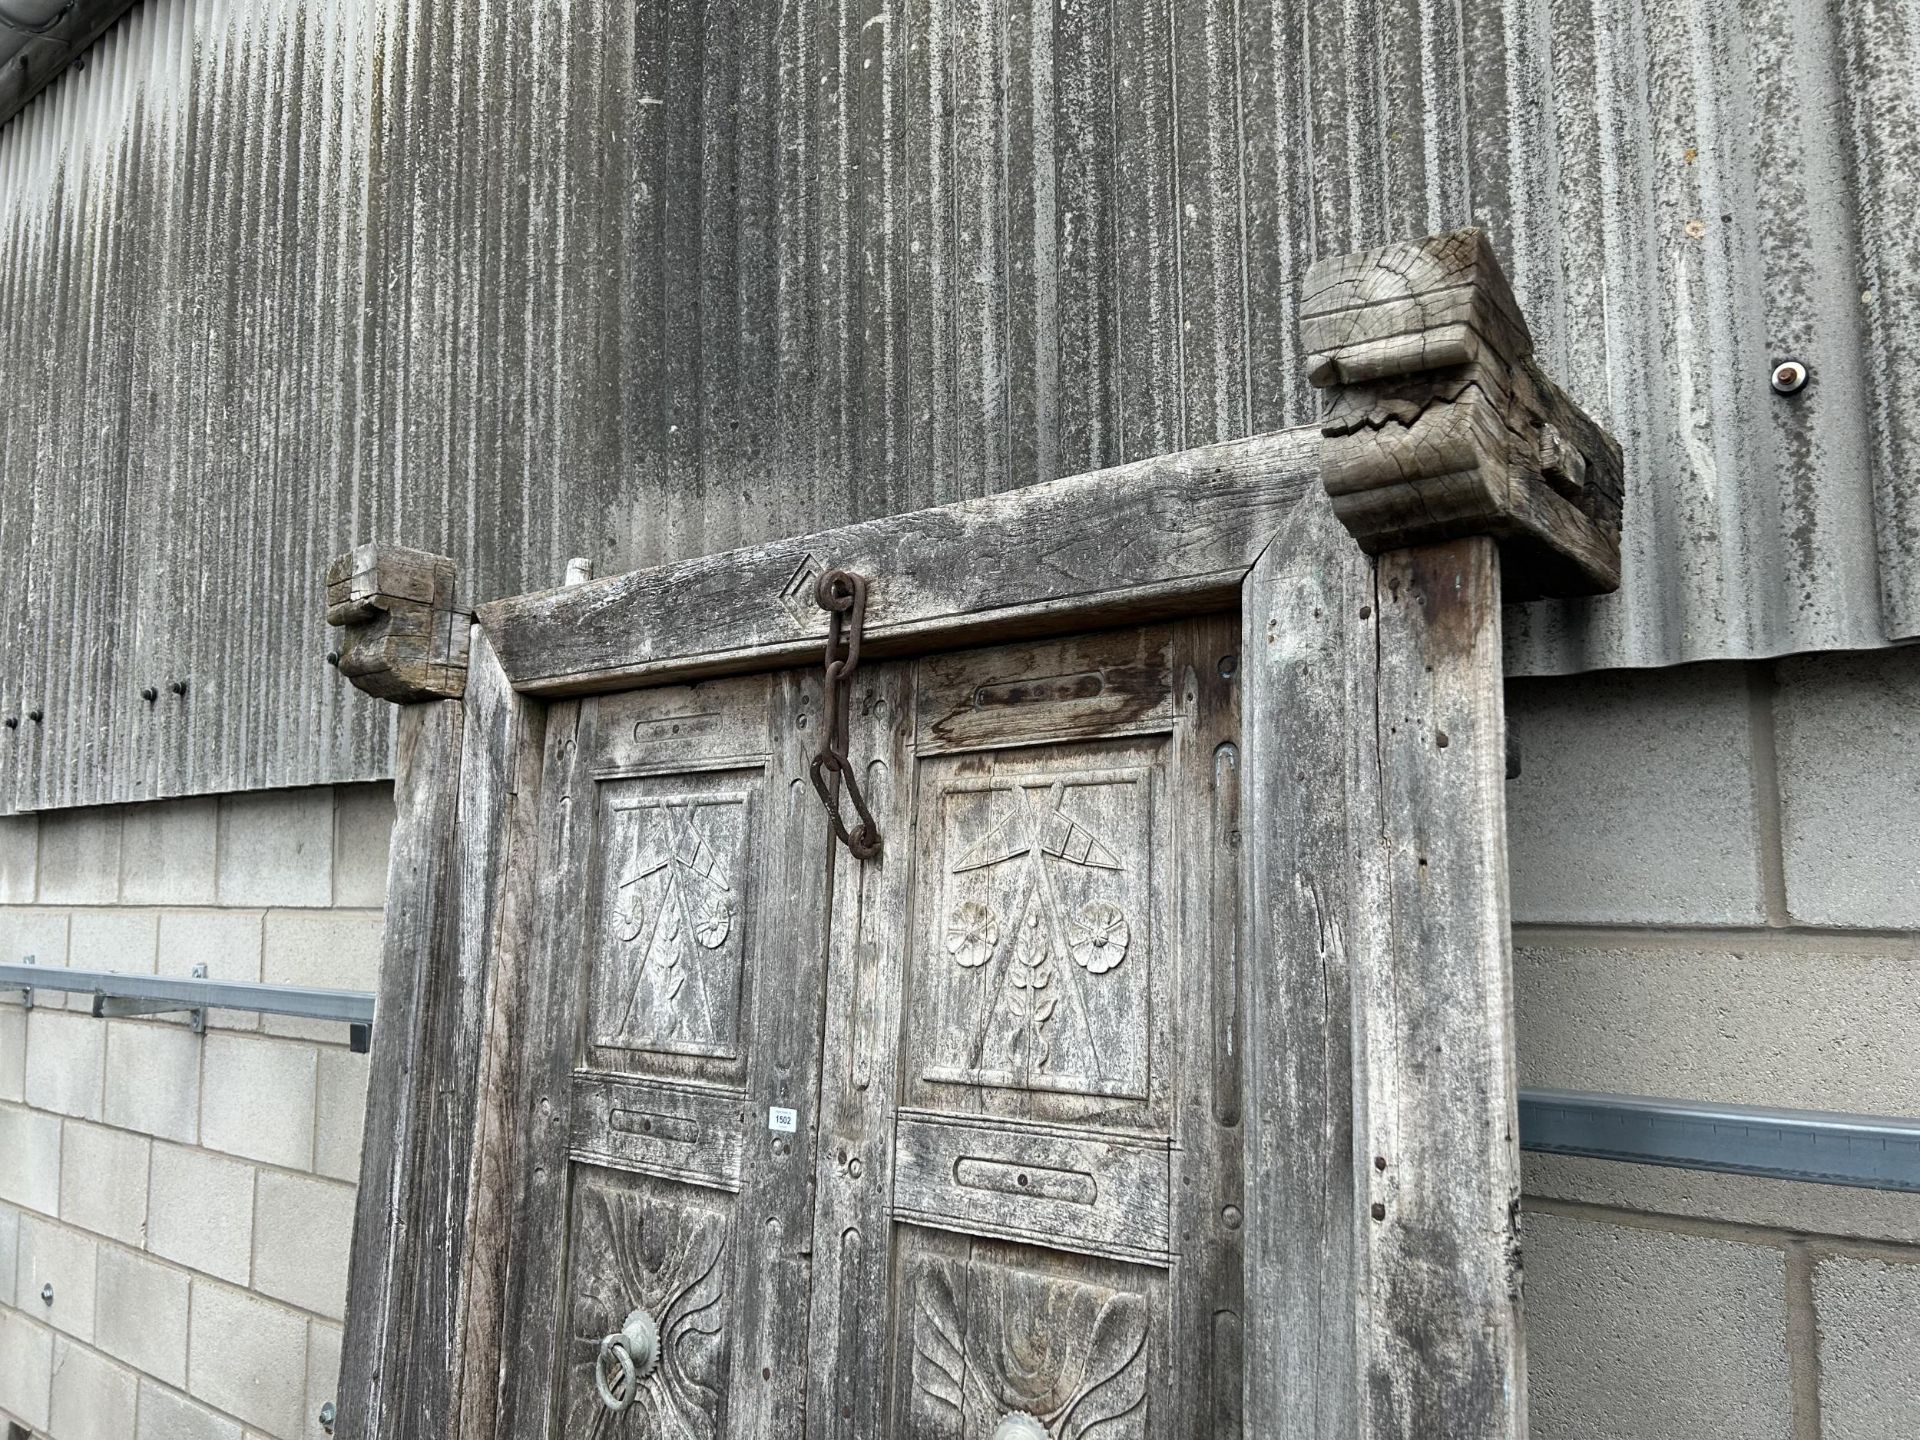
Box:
[496,695,596,1435]
[727,667,841,1437]
[805,656,919,1436]
[1168,616,1246,1438]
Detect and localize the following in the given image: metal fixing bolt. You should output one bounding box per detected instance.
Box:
[40,1282,53,1306]
[169,678,189,697]
[318,1401,337,1434]
[1771,358,1809,394]
[141,686,158,704]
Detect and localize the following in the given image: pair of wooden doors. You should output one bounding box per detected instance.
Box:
[332,229,1625,1440]
[502,616,1243,1437]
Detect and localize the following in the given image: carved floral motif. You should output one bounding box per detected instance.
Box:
[1067,902,1128,975]
[946,901,1000,969]
[943,778,1135,1083]
[565,1177,729,1437]
[600,793,747,1055]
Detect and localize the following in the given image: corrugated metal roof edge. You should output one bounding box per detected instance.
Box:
[0,0,141,131]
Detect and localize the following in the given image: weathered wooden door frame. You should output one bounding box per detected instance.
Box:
[324,229,1623,1440]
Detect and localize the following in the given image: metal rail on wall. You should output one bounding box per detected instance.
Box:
[0,959,374,1052]
[3,959,1916,1192]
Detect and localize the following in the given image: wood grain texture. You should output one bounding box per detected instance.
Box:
[447,632,546,1440]
[1240,490,1374,1440]
[337,699,465,1440]
[1302,228,1624,601]
[325,544,472,704]
[477,428,1320,695]
[1242,500,1525,1440]
[1357,536,1524,1437]
[335,632,543,1440]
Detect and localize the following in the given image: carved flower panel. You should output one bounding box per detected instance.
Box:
[900,1242,1153,1439]
[590,773,757,1063]
[563,1168,731,1438]
[915,762,1155,1104]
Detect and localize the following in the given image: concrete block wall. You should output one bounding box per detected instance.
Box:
[0,784,387,1440]
[1509,646,1920,1440]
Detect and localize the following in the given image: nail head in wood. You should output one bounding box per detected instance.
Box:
[1302,227,1626,600]
[323,543,472,703]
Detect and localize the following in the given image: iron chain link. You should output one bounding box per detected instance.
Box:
[809,569,881,859]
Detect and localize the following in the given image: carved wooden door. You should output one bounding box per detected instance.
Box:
[507,618,1240,1440]
[504,668,835,1437]
[806,618,1243,1440]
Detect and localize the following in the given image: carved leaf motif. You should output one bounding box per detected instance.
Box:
[946,900,999,969]
[1066,902,1129,976]
[910,1263,970,1416]
[1054,1292,1150,1437]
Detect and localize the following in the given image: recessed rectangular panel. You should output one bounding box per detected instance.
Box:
[893,1110,1171,1263]
[588,768,761,1070]
[915,629,1175,755]
[908,742,1162,1113]
[893,1231,1164,1439]
[570,1072,747,1192]
[560,1167,734,1435]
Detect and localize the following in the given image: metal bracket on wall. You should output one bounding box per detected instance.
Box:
[1518,1089,1920,1194]
[0,961,375,1053]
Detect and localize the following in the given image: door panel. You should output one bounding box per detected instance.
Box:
[809,619,1243,1439]
[513,670,832,1439]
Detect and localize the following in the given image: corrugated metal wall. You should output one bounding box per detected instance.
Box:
[0,0,1914,812]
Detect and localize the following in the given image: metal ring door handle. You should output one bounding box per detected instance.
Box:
[593,1308,661,1414]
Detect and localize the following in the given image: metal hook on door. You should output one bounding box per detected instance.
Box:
[809,568,881,860]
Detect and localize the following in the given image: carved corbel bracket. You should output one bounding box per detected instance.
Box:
[324,543,471,702]
[1301,227,1625,599]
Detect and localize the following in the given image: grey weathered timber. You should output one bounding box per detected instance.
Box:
[438,632,545,1440]
[337,699,465,1440]
[1239,490,1377,1439]
[1360,537,1524,1435]
[1301,228,1624,600]
[332,619,545,1440]
[476,429,1322,695]
[337,228,1621,1440]
[327,545,473,703]
[492,673,837,1438]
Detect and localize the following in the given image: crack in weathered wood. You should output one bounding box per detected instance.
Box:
[1302,228,1625,602]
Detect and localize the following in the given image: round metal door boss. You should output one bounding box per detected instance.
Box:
[993,1413,1050,1440]
[1770,358,1809,394]
[594,1307,662,1413]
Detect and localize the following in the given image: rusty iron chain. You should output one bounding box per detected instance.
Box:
[809,569,881,859]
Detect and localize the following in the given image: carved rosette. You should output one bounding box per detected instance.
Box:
[1300,227,1625,600]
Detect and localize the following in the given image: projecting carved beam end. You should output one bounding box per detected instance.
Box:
[1303,227,1625,600]
[324,544,471,703]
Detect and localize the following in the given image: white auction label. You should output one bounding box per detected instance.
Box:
[768,1106,799,1134]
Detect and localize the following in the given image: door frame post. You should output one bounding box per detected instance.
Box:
[325,549,545,1440]
[1241,228,1622,1438]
